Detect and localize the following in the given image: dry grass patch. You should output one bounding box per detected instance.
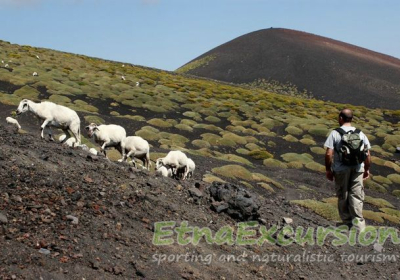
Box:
[263,158,288,169]
[257,182,275,192]
[285,125,303,136]
[364,196,394,208]
[290,199,340,221]
[252,173,284,189]
[372,175,392,185]
[392,190,400,197]
[364,180,387,193]
[212,165,253,181]
[310,147,326,155]
[84,115,105,125]
[202,174,226,183]
[214,153,252,166]
[248,150,273,160]
[147,118,173,128]
[305,161,325,173]
[175,124,193,132]
[387,174,400,184]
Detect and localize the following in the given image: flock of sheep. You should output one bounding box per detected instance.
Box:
[6,99,196,180]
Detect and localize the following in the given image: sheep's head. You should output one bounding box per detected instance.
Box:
[155,158,164,170]
[16,99,30,115]
[85,123,99,137]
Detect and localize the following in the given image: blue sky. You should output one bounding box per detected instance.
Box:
[1,0,399,71]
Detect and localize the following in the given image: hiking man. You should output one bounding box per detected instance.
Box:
[324,108,371,231]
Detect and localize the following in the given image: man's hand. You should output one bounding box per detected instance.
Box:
[326,170,334,181]
[363,169,370,180]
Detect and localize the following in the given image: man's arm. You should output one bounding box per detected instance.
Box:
[325,148,334,181]
[363,150,371,180]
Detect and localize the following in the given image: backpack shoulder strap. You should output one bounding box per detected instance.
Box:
[354,129,361,134]
[335,128,346,135]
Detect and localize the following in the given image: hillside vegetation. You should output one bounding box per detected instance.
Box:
[1,39,400,219]
[0,37,400,264]
[1,39,400,278]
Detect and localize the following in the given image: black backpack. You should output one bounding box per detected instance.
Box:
[335,128,367,166]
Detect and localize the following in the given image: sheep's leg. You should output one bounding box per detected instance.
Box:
[182,166,189,181]
[61,129,71,143]
[145,153,151,170]
[70,122,81,146]
[48,127,55,141]
[141,157,147,170]
[100,142,109,158]
[116,144,127,162]
[40,119,51,139]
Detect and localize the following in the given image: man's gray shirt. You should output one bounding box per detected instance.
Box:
[324,125,371,172]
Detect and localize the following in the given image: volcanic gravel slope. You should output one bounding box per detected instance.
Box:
[1,125,400,280]
[179,28,400,110]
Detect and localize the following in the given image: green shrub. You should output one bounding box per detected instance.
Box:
[236,148,250,155]
[205,116,221,123]
[147,118,173,128]
[248,150,273,160]
[257,182,274,192]
[364,196,394,208]
[222,132,247,145]
[305,161,325,173]
[372,175,392,185]
[175,124,193,132]
[291,199,340,221]
[135,129,161,141]
[285,126,303,136]
[263,158,287,169]
[216,154,252,166]
[203,174,225,183]
[212,165,253,181]
[392,190,400,197]
[283,135,298,142]
[300,138,316,145]
[191,139,211,148]
[84,115,105,124]
[387,174,400,184]
[308,126,330,137]
[252,173,284,189]
[310,146,326,155]
[14,85,40,100]
[364,180,387,193]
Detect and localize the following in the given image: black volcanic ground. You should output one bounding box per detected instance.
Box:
[179,28,400,110]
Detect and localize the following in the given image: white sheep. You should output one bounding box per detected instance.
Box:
[156,165,173,177]
[176,158,195,179]
[16,99,81,145]
[156,150,189,180]
[186,158,196,179]
[121,76,126,81]
[36,55,40,59]
[6,117,21,129]
[33,72,38,76]
[118,136,151,170]
[60,136,76,147]
[135,82,140,87]
[89,148,98,155]
[4,64,8,68]
[85,123,126,159]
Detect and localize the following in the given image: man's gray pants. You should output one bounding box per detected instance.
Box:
[334,168,366,230]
